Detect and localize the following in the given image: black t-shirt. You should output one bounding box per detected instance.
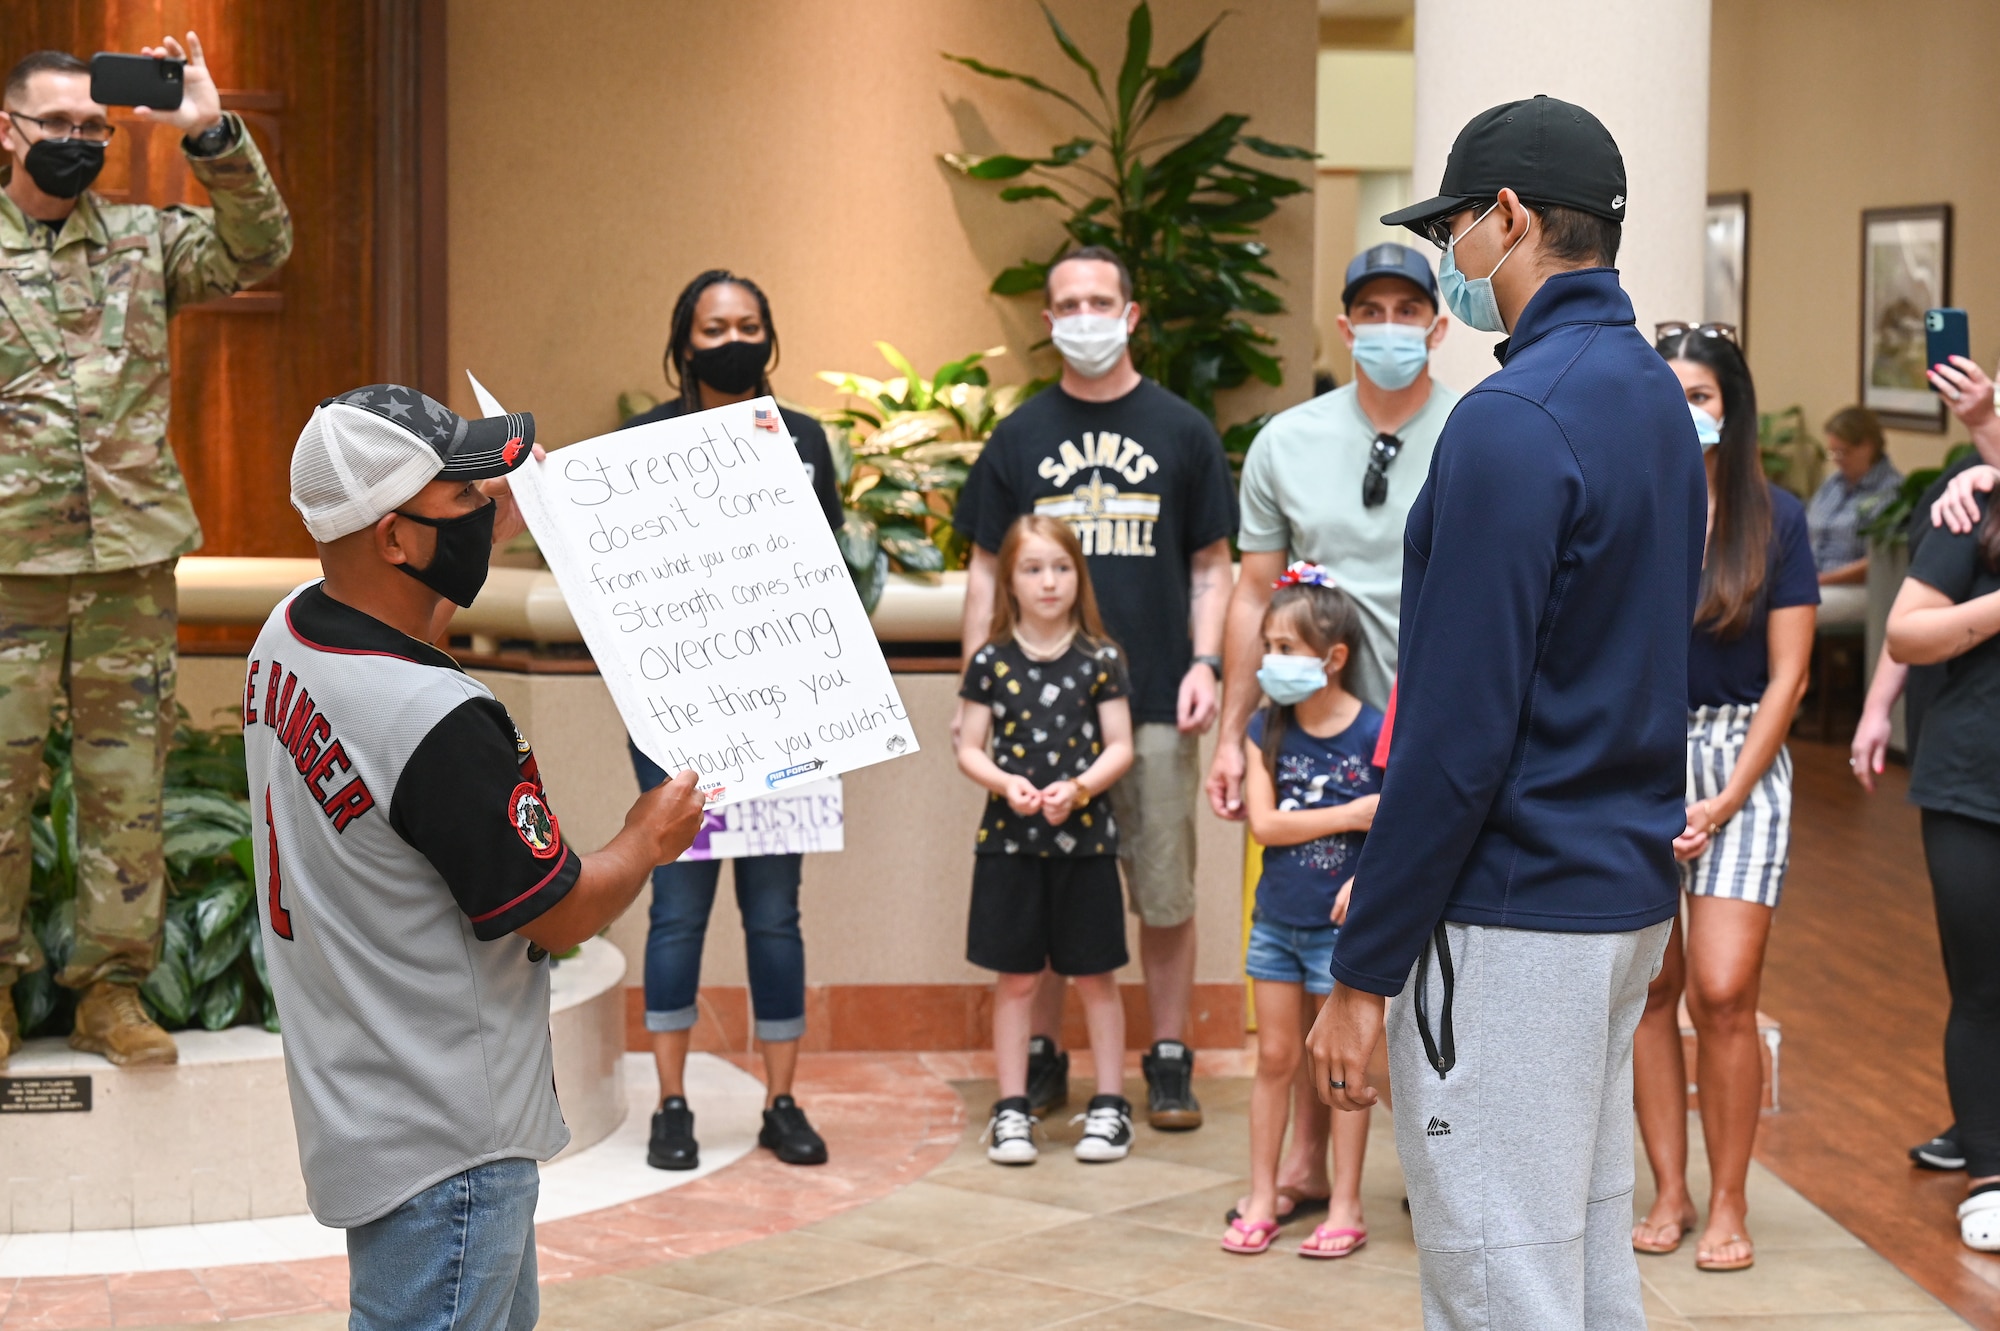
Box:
[1904,454,1979,758]
[1904,494,2000,826]
[1687,486,1821,706]
[959,637,1129,856]
[623,399,842,534]
[956,379,1236,724]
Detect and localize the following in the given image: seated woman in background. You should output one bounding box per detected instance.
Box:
[1807,406,1901,626]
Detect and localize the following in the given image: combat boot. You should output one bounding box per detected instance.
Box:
[1,984,20,1069]
[70,981,177,1066]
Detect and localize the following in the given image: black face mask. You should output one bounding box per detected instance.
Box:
[23,138,105,199]
[394,501,495,608]
[687,339,770,396]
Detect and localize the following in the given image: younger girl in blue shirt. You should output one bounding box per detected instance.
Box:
[1225,565,1383,1257]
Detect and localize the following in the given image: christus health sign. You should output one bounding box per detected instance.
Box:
[469,376,918,806]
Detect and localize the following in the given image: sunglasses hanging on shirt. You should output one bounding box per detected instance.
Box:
[1362,431,1404,508]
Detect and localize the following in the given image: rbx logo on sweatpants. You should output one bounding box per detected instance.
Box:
[1426,1116,1452,1138]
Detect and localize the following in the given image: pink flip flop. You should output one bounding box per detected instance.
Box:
[1299,1224,1367,1259]
[1222,1217,1280,1254]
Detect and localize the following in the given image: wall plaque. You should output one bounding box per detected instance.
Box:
[0,1075,93,1113]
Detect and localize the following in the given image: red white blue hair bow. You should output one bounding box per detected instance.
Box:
[1273,561,1337,590]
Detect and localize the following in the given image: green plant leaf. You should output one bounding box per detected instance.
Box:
[857,485,934,519]
[991,263,1049,296]
[194,878,251,943]
[12,969,56,1038]
[941,53,1104,129]
[1241,134,1316,161]
[944,152,1039,181]
[838,511,880,571]
[1116,2,1154,121]
[1151,16,1221,101]
[1039,3,1105,98]
[190,910,252,987]
[852,547,888,615]
[141,952,194,1027]
[878,521,947,573]
[229,836,255,882]
[999,184,1066,204]
[196,970,245,1031]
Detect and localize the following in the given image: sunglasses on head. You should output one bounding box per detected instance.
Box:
[1654,321,1738,346]
[1363,432,1403,508]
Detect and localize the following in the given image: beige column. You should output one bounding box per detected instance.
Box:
[1411,0,1712,391]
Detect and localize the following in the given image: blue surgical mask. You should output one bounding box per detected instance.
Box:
[1689,403,1723,450]
[1350,321,1434,391]
[1438,202,1528,334]
[1256,653,1328,706]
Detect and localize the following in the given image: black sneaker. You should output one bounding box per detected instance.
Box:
[985,1095,1039,1166]
[1073,1093,1134,1162]
[647,1095,699,1171]
[1911,1125,1966,1171]
[1142,1040,1202,1130]
[759,1094,829,1165]
[1026,1035,1070,1117]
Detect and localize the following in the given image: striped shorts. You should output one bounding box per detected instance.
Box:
[1681,702,1792,908]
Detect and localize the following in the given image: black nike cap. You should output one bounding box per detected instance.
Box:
[1381,94,1627,236]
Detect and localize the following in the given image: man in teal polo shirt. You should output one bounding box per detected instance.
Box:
[1205,243,1456,1234]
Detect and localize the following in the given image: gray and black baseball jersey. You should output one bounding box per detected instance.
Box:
[245,582,581,1227]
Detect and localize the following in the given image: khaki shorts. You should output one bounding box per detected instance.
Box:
[1107,722,1199,928]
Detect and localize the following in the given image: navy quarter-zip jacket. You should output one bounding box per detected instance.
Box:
[1330,268,1706,997]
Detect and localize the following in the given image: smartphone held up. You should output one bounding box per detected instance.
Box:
[1926,307,1970,391]
[89,53,184,111]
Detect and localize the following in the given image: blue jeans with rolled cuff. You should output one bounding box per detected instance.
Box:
[346,1156,539,1331]
[630,742,808,1043]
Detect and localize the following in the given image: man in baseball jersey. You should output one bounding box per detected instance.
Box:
[248,385,708,1331]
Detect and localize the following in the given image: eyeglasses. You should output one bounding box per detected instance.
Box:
[1362,432,1403,508]
[1654,321,1737,345]
[5,110,117,144]
[1419,201,1495,251]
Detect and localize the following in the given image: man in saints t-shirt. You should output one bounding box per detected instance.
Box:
[957,246,1236,1130]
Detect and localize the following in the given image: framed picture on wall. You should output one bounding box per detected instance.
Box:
[1705,193,1749,348]
[1860,204,1953,431]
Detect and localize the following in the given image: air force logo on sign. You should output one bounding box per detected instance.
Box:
[509,781,561,858]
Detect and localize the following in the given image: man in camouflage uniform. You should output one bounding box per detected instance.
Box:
[0,35,291,1067]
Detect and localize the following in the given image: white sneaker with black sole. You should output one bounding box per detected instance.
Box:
[985,1096,1038,1165]
[1073,1093,1133,1162]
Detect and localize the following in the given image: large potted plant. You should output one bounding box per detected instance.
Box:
[942,1,1313,465]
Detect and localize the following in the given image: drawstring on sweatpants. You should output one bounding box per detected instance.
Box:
[1413,922,1456,1078]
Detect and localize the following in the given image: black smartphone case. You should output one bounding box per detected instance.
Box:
[1926,309,1970,382]
[89,53,185,111]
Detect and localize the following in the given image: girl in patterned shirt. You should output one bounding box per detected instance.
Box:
[1225,567,1384,1257]
[955,515,1135,1166]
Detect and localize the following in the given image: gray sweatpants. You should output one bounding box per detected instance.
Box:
[1388,919,1671,1331]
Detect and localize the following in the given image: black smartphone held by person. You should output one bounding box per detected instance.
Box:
[89,53,184,111]
[1926,308,1971,389]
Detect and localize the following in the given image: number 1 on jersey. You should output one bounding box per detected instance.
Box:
[264,788,293,940]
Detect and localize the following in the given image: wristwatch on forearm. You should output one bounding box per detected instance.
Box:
[183,116,237,158]
[1192,654,1223,677]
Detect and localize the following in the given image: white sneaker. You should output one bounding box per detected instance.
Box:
[985,1097,1038,1165]
[1073,1094,1133,1162]
[1960,1188,2000,1251]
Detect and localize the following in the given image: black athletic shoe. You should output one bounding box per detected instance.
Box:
[647,1095,699,1171]
[759,1094,829,1165]
[1142,1040,1202,1130]
[1911,1125,1966,1172]
[1026,1035,1070,1117]
[1073,1093,1134,1162]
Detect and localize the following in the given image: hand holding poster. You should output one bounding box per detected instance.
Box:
[472,376,918,805]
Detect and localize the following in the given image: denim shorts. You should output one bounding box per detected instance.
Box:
[1245,917,1340,994]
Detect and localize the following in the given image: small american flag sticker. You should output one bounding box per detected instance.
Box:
[753,407,781,432]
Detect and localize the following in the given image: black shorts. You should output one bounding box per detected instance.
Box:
[966,853,1129,977]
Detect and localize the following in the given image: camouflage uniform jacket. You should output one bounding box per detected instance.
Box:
[0,114,292,574]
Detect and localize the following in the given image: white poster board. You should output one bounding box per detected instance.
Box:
[470,376,917,806]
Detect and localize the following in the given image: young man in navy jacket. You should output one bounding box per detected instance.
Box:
[1306,97,1706,1330]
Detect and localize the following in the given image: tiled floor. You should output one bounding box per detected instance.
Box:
[35,1057,1969,1331]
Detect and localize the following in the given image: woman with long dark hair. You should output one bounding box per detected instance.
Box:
[1886,476,2000,1253]
[1631,324,1818,1272]
[623,270,842,1172]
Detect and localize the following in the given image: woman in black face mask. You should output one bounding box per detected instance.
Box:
[620,269,842,1173]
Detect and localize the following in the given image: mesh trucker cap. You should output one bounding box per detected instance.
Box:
[1381,94,1627,234]
[290,384,535,542]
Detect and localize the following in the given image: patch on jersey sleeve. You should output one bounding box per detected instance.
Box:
[509,781,561,858]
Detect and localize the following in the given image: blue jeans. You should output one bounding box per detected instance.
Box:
[346,1157,538,1331]
[630,742,807,1042]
